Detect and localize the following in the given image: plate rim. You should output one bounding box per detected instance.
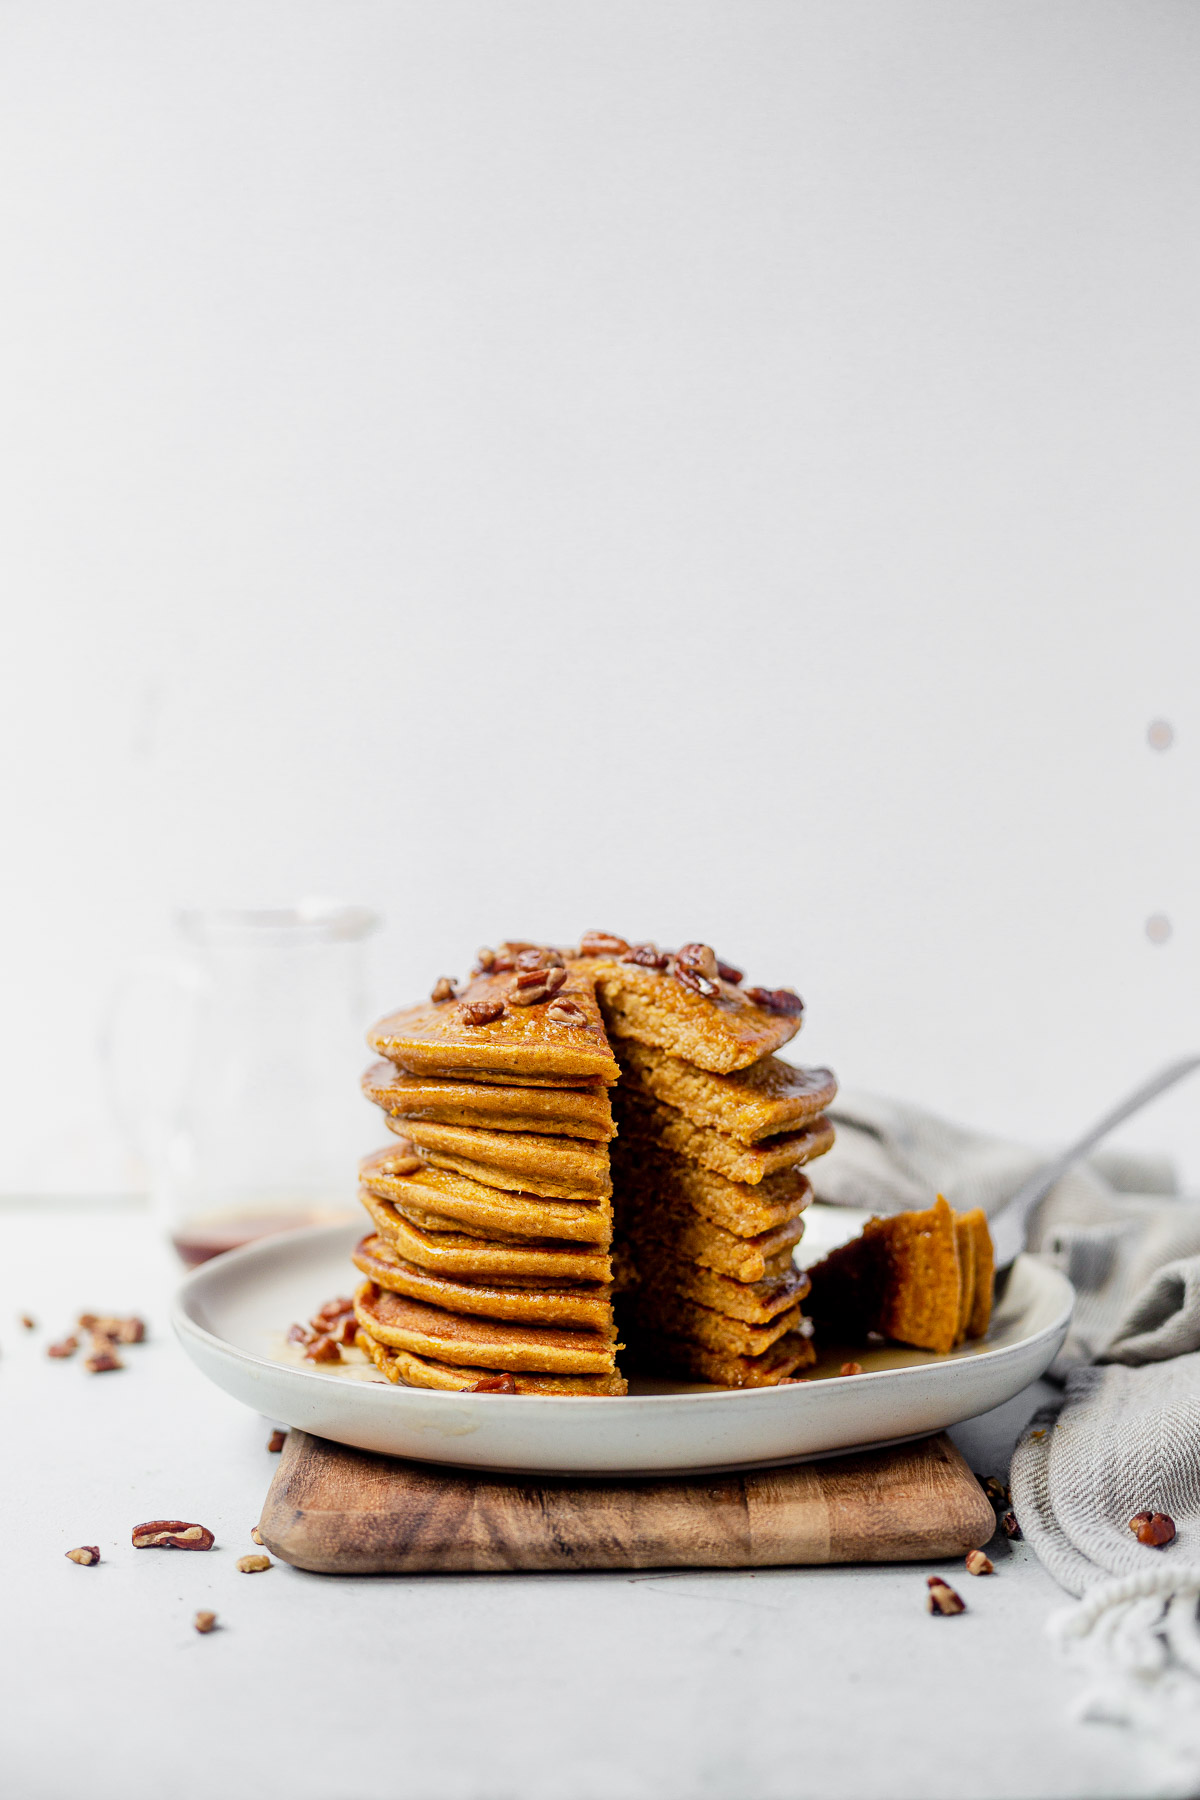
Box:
[171,1218,1075,1411]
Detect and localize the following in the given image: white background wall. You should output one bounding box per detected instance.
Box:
[3,1,1198,1194]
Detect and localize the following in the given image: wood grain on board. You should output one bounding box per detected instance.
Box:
[258,1430,996,1574]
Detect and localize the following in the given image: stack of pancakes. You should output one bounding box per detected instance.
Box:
[351,934,837,1392]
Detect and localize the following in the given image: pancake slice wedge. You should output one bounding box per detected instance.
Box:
[613,1038,837,1144]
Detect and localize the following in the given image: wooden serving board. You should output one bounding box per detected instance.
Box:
[258,1431,995,1574]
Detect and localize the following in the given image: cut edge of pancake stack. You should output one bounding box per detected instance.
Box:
[352,931,839,1393]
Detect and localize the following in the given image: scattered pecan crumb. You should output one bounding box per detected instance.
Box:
[237,1554,271,1573]
[79,1313,145,1343]
[980,1475,1010,1511]
[132,1521,215,1551]
[20,1313,35,1330]
[716,959,744,985]
[839,1361,864,1376]
[578,931,630,958]
[47,1336,78,1359]
[474,946,496,972]
[460,998,505,1026]
[622,943,670,969]
[193,1610,217,1634]
[84,1345,124,1374]
[286,1323,309,1345]
[546,997,586,1025]
[965,1550,994,1576]
[515,947,564,971]
[469,1372,518,1392]
[267,1431,287,1453]
[743,985,805,1016]
[673,943,720,996]
[250,1526,264,1545]
[1000,1510,1021,1540]
[65,1546,100,1565]
[305,1334,341,1363]
[1130,1510,1176,1547]
[430,976,457,1003]
[927,1577,966,1615]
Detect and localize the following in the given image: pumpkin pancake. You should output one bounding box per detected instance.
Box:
[806,1195,971,1355]
[581,950,801,1073]
[632,1294,802,1360]
[359,1189,613,1283]
[359,1147,611,1245]
[621,1202,804,1284]
[368,963,619,1085]
[961,1208,994,1339]
[617,1089,834,1185]
[358,1328,627,1395]
[614,1038,837,1144]
[631,1255,811,1327]
[386,1115,612,1201]
[354,1281,620,1374]
[362,1061,615,1139]
[609,1134,812,1238]
[352,1235,612,1329]
[623,1326,816,1388]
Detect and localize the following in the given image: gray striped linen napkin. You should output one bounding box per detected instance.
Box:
[816,1091,1200,1784]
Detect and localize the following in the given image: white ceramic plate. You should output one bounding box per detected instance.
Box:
[172,1219,1073,1476]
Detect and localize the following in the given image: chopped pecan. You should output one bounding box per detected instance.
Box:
[839,1361,863,1377]
[489,952,516,973]
[19,1313,35,1330]
[474,946,496,971]
[622,943,670,969]
[509,967,567,1006]
[47,1336,79,1359]
[547,998,586,1025]
[237,1554,271,1572]
[744,985,805,1017]
[578,931,631,958]
[430,976,457,1003]
[65,1546,100,1565]
[336,1315,359,1347]
[673,943,720,997]
[515,947,565,971]
[965,1550,994,1576]
[980,1475,1010,1511]
[193,1610,217,1634]
[305,1334,342,1364]
[132,1521,215,1551]
[1130,1510,1176,1547]
[267,1430,287,1453]
[313,1296,354,1323]
[460,998,505,1026]
[716,959,744,985]
[286,1322,311,1345]
[79,1313,145,1343]
[84,1344,124,1373]
[469,1372,518,1392]
[1000,1510,1021,1540]
[926,1577,966,1615]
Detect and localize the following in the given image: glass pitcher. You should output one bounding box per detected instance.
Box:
[104,901,379,1262]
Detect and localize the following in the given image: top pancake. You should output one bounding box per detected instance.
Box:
[584,957,801,1074]
[369,962,619,1085]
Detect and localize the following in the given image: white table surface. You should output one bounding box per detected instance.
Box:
[0,1202,1170,1800]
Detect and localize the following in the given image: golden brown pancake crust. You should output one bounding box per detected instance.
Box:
[609,1134,812,1239]
[359,1188,613,1283]
[362,1060,615,1139]
[617,1090,834,1185]
[355,1281,620,1373]
[368,965,619,1085]
[387,1115,612,1201]
[359,1328,627,1395]
[359,1147,612,1245]
[352,1235,613,1329]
